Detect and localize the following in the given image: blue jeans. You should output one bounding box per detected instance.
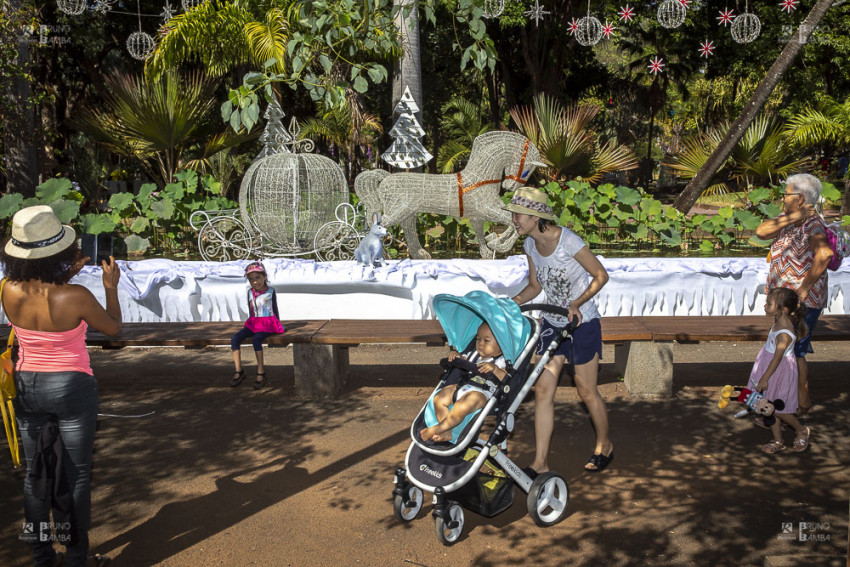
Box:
[14,371,98,567]
[231,327,275,352]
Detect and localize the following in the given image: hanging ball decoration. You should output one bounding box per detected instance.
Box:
[182,0,203,11]
[482,0,505,18]
[575,16,603,47]
[56,0,86,15]
[657,0,687,29]
[731,12,761,43]
[126,31,155,61]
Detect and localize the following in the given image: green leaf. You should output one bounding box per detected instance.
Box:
[615,186,642,206]
[36,178,73,202]
[699,240,715,253]
[49,200,80,224]
[137,183,157,202]
[748,186,771,205]
[0,193,24,219]
[124,234,151,254]
[758,202,782,218]
[129,216,150,233]
[821,182,840,202]
[175,170,199,192]
[426,225,445,238]
[108,192,135,213]
[320,54,333,72]
[242,72,265,88]
[732,209,762,230]
[263,57,277,69]
[81,214,116,235]
[201,174,221,195]
[229,108,241,132]
[220,100,233,122]
[150,198,175,220]
[717,206,734,219]
[353,76,368,93]
[163,182,185,200]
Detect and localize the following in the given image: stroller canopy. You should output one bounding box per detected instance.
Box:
[433,291,532,365]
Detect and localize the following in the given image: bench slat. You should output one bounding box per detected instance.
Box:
[310,319,447,346]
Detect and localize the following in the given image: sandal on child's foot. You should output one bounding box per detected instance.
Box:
[253,372,267,390]
[792,426,811,452]
[230,369,246,387]
[760,440,786,454]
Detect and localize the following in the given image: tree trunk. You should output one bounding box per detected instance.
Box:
[4,0,38,197]
[672,0,836,213]
[843,177,850,217]
[392,0,422,124]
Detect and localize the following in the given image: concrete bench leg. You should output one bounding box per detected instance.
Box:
[619,341,674,397]
[293,344,349,398]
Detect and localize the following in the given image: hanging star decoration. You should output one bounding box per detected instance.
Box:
[779,0,798,13]
[568,18,580,34]
[602,20,616,39]
[717,8,735,26]
[648,56,665,75]
[524,0,551,27]
[160,0,176,21]
[618,5,635,22]
[91,0,118,14]
[699,40,716,58]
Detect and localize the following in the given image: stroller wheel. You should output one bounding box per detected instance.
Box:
[393,485,423,522]
[526,472,569,527]
[434,503,464,546]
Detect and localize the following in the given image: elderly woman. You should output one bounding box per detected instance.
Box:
[755,173,833,416]
[1,206,120,567]
[505,187,613,474]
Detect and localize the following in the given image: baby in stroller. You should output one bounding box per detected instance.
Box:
[419,322,507,442]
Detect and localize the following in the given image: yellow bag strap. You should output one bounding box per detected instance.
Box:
[0,278,21,467]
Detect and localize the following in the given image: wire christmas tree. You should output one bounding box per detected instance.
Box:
[381,86,433,170]
[256,95,293,159]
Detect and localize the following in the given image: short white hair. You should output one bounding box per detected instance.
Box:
[786,173,821,205]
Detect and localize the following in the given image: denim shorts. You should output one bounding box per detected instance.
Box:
[535,317,602,366]
[795,307,821,358]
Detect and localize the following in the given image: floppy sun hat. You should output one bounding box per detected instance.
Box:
[501,187,558,221]
[244,261,266,276]
[5,205,77,260]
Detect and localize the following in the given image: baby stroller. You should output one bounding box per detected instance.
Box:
[391,290,577,545]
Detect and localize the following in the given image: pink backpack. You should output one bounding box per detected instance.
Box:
[825,222,849,271]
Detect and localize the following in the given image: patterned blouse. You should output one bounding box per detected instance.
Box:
[767,215,828,309]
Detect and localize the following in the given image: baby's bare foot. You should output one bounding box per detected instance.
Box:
[431,431,452,442]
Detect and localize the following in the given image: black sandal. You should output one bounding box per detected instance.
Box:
[230,369,246,387]
[585,449,614,473]
[253,372,267,390]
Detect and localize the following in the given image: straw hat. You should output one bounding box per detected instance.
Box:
[4,205,76,260]
[501,187,558,221]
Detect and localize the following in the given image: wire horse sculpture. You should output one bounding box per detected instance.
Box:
[354,131,545,259]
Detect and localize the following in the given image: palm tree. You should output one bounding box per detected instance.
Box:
[785,94,850,214]
[664,115,810,196]
[436,97,493,173]
[72,70,254,186]
[299,92,383,185]
[510,94,638,184]
[672,0,837,213]
[146,0,294,80]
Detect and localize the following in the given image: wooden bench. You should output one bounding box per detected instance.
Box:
[3,315,848,398]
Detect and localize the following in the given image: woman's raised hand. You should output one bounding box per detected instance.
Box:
[101,256,121,289]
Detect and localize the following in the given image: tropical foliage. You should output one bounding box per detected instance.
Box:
[436,97,493,173]
[511,94,638,183]
[664,115,810,195]
[72,70,254,187]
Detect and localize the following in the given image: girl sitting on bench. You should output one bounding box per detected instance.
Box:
[230,261,284,389]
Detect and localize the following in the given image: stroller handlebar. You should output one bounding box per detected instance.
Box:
[520,303,580,332]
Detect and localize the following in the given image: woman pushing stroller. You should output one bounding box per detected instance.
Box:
[504,186,614,474]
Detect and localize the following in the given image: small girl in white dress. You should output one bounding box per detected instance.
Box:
[747,287,811,453]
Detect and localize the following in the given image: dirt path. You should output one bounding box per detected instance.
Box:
[1,342,848,566]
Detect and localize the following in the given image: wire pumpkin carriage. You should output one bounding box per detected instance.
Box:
[189,120,367,262]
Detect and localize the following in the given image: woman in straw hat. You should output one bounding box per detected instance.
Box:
[1,206,120,566]
[504,187,614,474]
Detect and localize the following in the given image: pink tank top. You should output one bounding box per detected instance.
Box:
[12,320,92,375]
